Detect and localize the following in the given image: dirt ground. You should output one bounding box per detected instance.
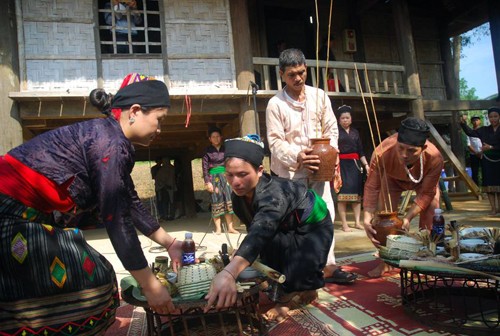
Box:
[132,158,272,212]
[131,160,499,257]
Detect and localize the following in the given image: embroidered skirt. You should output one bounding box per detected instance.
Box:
[337,158,363,202]
[481,150,500,192]
[0,194,118,335]
[209,168,233,218]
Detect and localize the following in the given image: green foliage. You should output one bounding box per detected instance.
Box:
[460,78,479,100]
[462,23,490,48]
[459,78,486,125]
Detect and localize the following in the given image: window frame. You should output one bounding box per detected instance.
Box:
[98,0,163,56]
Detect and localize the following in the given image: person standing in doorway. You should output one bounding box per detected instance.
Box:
[202,126,238,234]
[266,48,357,284]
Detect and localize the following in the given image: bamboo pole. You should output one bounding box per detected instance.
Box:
[251,260,286,283]
[354,63,393,212]
[399,260,500,281]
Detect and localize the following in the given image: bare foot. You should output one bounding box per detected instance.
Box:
[367,262,394,278]
[297,290,318,305]
[228,228,239,234]
[213,230,221,235]
[489,211,497,216]
[354,224,364,230]
[323,265,337,278]
[342,226,353,232]
[264,304,290,322]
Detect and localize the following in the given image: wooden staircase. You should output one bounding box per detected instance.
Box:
[426,121,482,201]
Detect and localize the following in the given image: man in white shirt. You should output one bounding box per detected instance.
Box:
[266,48,357,284]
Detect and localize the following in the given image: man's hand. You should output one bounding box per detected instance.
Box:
[402,217,411,232]
[363,211,381,247]
[204,269,237,312]
[297,148,320,172]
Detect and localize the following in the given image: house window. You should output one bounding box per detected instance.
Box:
[98,0,162,54]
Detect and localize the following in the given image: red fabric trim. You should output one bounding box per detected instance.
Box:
[0,154,75,213]
[111,108,122,121]
[339,153,360,160]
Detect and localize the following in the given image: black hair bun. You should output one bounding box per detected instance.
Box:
[89,88,112,115]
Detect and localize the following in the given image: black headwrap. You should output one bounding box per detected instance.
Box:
[208,125,222,136]
[111,80,170,109]
[397,117,430,147]
[224,134,264,167]
[488,106,500,115]
[471,116,481,122]
[337,105,352,114]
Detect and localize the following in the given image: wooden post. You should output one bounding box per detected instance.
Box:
[392,0,424,119]
[0,0,23,154]
[489,0,500,98]
[175,155,197,218]
[229,0,258,136]
[439,26,467,192]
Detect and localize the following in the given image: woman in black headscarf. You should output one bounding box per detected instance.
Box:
[460,107,500,215]
[205,135,333,322]
[336,105,370,231]
[0,74,182,334]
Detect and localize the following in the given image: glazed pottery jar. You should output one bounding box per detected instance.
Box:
[372,211,403,246]
[309,138,338,182]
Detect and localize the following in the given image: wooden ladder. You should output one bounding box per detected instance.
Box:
[398,121,481,215]
[426,121,482,200]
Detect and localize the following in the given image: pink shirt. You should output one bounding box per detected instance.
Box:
[363,134,443,212]
[266,85,338,179]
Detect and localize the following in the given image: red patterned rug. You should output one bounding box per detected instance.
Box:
[106,253,461,335]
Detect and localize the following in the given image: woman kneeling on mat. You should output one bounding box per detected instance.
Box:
[204,135,333,322]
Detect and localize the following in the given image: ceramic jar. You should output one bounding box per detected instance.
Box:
[309,138,338,182]
[372,211,403,246]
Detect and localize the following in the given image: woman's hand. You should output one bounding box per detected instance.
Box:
[482,143,494,151]
[167,239,183,272]
[142,278,176,315]
[459,114,468,124]
[204,269,238,313]
[130,267,176,315]
[205,182,214,193]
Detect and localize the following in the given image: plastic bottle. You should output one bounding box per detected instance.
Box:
[181,232,196,266]
[431,208,445,236]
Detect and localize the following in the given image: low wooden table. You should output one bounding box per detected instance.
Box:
[384,258,500,336]
[121,277,268,336]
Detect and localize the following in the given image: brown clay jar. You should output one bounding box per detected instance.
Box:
[372,211,403,246]
[309,138,338,182]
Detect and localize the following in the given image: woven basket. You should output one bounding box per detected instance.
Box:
[386,235,423,253]
[177,263,217,299]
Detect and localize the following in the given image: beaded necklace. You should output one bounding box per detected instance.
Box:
[404,154,423,183]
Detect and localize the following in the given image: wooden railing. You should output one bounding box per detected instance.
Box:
[253,57,410,97]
